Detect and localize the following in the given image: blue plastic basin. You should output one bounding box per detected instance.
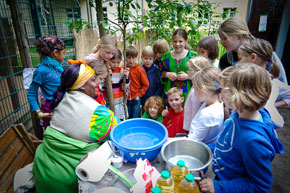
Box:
[110,118,168,162]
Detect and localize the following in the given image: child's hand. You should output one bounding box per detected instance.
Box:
[42,112,53,119]
[177,71,189,81]
[36,110,53,120]
[166,72,177,81]
[161,106,169,118]
[198,178,215,193]
[124,68,130,78]
[109,67,113,75]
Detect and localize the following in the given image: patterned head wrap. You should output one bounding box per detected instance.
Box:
[68,59,95,90]
[38,35,66,51]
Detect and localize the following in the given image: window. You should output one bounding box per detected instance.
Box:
[222,8,237,19]
[103,7,108,21]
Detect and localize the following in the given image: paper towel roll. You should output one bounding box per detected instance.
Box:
[76,141,113,182]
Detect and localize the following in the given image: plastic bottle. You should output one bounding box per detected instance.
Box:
[171,160,189,192]
[151,186,161,193]
[178,173,200,193]
[156,170,174,193]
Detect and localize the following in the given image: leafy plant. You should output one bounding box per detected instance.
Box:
[56,17,91,31]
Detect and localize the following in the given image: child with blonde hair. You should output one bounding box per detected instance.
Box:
[183,56,211,131]
[142,96,164,123]
[83,34,118,107]
[83,34,117,63]
[218,65,237,120]
[102,49,129,120]
[141,46,163,107]
[218,17,253,70]
[198,36,219,68]
[162,87,187,137]
[188,66,224,144]
[238,38,290,129]
[218,17,287,83]
[199,63,284,193]
[153,39,170,67]
[126,46,149,118]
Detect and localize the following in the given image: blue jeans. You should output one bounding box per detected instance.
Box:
[127,98,141,119]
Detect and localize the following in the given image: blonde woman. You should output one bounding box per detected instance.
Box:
[199,64,284,193]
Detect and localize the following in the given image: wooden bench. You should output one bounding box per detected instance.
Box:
[0,124,37,193]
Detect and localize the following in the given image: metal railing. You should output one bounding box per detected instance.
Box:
[0,0,79,135]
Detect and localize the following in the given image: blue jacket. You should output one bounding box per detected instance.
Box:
[27,56,63,111]
[210,109,284,193]
[141,64,163,106]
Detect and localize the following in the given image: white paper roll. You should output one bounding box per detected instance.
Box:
[76,141,113,182]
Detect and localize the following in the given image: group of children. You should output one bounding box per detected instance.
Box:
[27,16,289,193]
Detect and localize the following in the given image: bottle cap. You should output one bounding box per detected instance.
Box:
[177,160,185,167]
[151,186,161,193]
[161,170,170,179]
[185,173,194,182]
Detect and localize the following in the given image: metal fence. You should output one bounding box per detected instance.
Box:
[0,0,80,135]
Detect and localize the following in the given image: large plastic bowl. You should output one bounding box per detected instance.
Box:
[110,118,168,162]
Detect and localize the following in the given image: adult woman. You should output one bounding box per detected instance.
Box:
[32,60,120,193]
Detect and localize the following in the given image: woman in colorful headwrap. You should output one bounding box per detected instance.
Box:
[27,35,66,128]
[32,60,120,193]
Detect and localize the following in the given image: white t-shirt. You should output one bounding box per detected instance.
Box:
[265,78,290,129]
[188,102,224,144]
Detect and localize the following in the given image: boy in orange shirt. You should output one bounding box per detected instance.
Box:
[126,46,149,118]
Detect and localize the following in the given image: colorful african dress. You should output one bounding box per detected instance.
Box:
[160,50,197,105]
[33,90,120,193]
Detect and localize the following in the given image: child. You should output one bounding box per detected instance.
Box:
[162,87,187,137]
[83,34,117,107]
[218,17,288,84]
[159,28,197,105]
[141,46,163,107]
[153,39,170,67]
[126,46,149,118]
[27,35,66,128]
[183,56,211,131]
[142,96,164,123]
[188,67,224,144]
[103,49,130,120]
[83,34,117,63]
[199,63,284,193]
[217,17,252,70]
[198,36,219,68]
[238,38,290,129]
[218,66,237,120]
[86,60,109,105]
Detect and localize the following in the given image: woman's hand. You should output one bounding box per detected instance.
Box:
[166,72,177,81]
[161,106,169,118]
[177,71,189,81]
[198,178,215,193]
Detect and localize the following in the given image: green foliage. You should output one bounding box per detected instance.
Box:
[56,17,91,31]
[101,0,224,49]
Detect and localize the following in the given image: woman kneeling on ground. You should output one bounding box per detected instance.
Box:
[32,60,120,193]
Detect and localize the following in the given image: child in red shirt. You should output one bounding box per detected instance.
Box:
[162,87,187,137]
